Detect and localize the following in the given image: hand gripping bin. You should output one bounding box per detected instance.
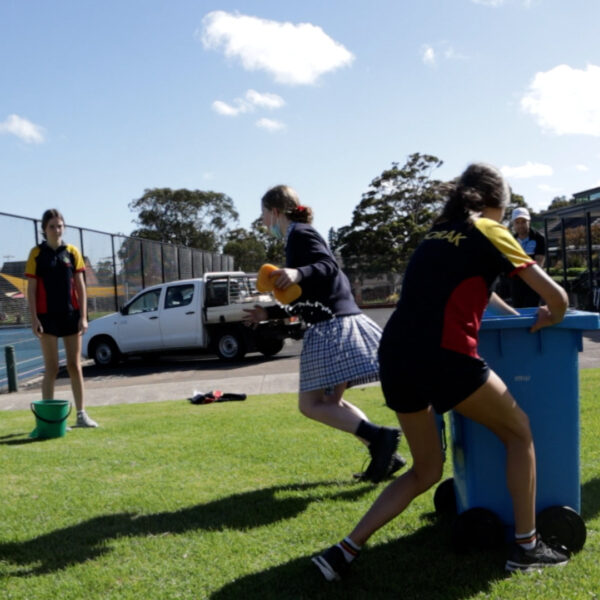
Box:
[434,309,600,553]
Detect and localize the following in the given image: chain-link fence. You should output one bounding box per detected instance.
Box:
[0,211,233,391]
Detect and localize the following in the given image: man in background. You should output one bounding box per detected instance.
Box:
[510,207,546,308]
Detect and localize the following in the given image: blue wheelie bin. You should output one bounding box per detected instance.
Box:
[437,308,600,552]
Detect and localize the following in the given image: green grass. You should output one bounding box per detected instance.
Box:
[1,377,600,600]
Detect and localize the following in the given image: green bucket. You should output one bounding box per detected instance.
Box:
[30,400,72,439]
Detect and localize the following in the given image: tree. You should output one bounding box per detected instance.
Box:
[333,153,445,276]
[222,228,266,272]
[547,195,570,211]
[129,188,239,251]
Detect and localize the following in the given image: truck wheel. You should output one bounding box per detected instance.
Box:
[256,337,285,357]
[90,337,120,367]
[215,330,246,361]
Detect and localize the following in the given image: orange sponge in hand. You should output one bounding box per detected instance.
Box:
[257,264,278,292]
[256,263,302,304]
[274,283,302,305]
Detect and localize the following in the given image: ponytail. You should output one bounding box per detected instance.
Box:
[436,163,508,224]
[261,185,314,224]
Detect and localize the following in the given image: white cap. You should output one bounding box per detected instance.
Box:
[511,207,530,221]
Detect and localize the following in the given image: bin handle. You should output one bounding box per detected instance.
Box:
[30,403,72,424]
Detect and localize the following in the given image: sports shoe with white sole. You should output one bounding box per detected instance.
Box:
[505,537,569,572]
[75,411,98,428]
[312,545,351,582]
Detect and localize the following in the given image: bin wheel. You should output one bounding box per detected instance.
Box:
[536,505,586,553]
[451,508,504,553]
[434,478,457,517]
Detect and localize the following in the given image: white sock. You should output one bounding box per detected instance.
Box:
[515,529,537,550]
[338,537,361,562]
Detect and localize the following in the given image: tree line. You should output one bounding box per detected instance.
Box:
[128,152,553,274]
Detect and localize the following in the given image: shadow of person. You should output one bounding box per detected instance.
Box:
[581,476,600,521]
[0,433,51,446]
[0,480,372,576]
[211,520,506,600]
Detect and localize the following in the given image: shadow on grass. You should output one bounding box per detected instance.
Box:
[0,432,47,446]
[581,476,600,521]
[0,480,371,576]
[211,520,506,600]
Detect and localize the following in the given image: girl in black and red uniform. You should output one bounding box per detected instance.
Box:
[26,209,98,428]
[313,163,569,579]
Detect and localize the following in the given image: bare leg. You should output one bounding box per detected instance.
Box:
[39,334,59,400]
[453,370,535,534]
[349,406,443,545]
[298,383,372,444]
[63,333,85,411]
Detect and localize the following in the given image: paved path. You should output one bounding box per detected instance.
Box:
[3,309,600,412]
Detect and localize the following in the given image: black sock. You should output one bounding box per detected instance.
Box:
[355,420,380,444]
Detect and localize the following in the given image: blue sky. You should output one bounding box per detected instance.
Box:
[1,0,599,244]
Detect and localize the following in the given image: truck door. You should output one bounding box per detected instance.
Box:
[117,288,163,352]
[159,283,204,348]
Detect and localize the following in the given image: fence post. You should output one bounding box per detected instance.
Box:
[5,345,18,392]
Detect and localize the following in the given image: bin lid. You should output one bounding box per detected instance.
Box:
[481,308,600,331]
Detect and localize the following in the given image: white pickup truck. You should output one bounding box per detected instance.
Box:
[82,272,303,365]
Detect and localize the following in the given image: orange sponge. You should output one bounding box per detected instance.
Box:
[257,263,302,304]
[274,283,302,305]
[257,264,278,292]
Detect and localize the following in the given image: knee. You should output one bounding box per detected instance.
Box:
[298,397,317,418]
[44,362,59,379]
[510,407,533,445]
[66,358,81,375]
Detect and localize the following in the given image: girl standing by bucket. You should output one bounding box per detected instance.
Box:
[244,185,403,483]
[25,209,98,428]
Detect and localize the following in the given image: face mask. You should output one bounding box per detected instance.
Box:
[269,222,283,239]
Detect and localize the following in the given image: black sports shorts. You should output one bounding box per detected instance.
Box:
[38,311,81,337]
[379,346,490,414]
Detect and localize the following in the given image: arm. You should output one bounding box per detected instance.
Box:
[27,278,42,337]
[517,265,568,332]
[534,254,545,268]
[488,292,519,315]
[287,227,338,283]
[74,271,88,333]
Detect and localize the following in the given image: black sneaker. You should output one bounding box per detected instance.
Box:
[312,545,351,582]
[505,537,570,572]
[362,427,401,483]
[354,452,407,482]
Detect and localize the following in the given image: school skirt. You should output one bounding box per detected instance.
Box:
[299,313,382,393]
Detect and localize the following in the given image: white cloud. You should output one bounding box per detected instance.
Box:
[200,11,354,85]
[212,99,249,116]
[538,183,562,194]
[521,64,600,136]
[212,89,285,117]
[575,164,589,172]
[256,118,285,132]
[501,162,553,178]
[422,45,436,66]
[245,89,285,109]
[0,114,45,143]
[421,43,467,67]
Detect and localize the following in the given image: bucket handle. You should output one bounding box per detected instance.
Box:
[30,402,73,424]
